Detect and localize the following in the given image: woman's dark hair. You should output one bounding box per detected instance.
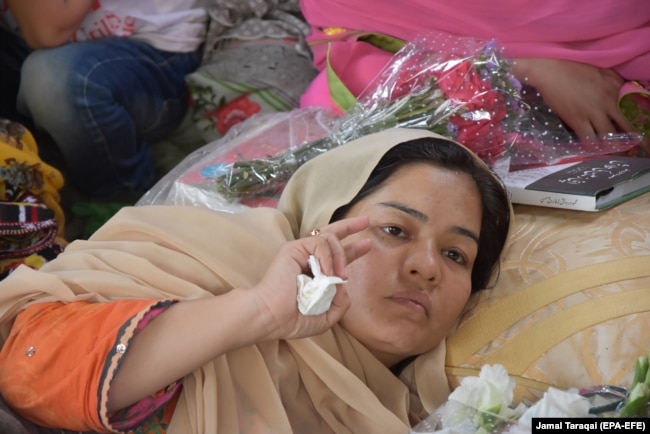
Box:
[331,137,510,292]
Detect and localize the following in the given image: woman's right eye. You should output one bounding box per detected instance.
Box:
[382,225,407,238]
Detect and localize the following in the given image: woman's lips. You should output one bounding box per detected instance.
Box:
[389,291,432,316]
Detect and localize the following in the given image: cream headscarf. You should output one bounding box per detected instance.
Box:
[0,128,497,433]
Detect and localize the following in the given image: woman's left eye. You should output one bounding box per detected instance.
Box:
[444,249,467,265]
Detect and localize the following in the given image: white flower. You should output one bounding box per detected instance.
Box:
[517,387,592,427]
[448,364,515,415]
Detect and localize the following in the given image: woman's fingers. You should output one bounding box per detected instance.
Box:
[307,215,370,277]
[512,58,641,142]
[312,215,369,240]
[324,284,351,323]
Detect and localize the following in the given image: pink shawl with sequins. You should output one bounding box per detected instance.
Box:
[300,0,650,80]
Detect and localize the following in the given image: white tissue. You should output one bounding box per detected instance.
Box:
[296,255,346,315]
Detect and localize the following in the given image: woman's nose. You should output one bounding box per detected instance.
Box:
[406,242,442,283]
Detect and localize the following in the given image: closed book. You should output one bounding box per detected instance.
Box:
[498,156,650,211]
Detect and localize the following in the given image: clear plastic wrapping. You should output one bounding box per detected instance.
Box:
[138,107,338,210]
[141,31,644,208]
[409,400,530,434]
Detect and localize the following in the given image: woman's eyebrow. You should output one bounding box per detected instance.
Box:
[454,227,479,245]
[379,201,428,222]
[379,201,479,244]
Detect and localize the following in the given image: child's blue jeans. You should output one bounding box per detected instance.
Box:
[1,27,202,197]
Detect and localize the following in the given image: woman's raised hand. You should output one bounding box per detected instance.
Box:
[252,215,372,341]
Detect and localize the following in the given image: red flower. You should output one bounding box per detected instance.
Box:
[383,50,438,100]
[434,61,490,110]
[455,118,506,162]
[430,59,508,161]
[214,95,261,135]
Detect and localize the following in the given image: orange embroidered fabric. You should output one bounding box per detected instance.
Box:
[0,299,160,431]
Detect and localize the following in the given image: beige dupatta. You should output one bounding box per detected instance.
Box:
[0,128,476,433]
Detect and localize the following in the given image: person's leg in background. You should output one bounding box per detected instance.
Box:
[0,26,31,126]
[16,36,202,199]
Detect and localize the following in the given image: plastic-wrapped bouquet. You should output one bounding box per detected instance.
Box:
[212,31,642,202]
[412,365,592,434]
[214,31,521,201]
[411,354,650,434]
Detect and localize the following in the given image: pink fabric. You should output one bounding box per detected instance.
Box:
[299,0,650,108]
[300,30,393,110]
[300,0,650,78]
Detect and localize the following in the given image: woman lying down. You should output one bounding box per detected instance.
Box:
[0,128,511,433]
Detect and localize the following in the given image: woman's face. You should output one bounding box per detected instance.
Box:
[340,162,482,367]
